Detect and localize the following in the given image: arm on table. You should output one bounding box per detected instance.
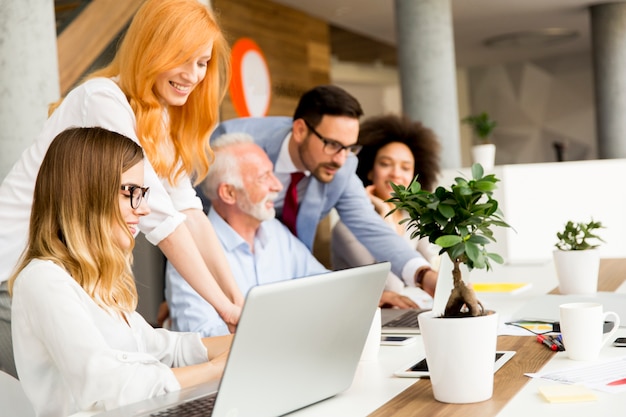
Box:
[171,334,233,389]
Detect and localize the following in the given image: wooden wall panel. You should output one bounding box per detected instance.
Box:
[57,0,144,94]
[212,0,331,120]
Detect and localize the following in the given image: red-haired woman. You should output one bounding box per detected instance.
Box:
[0,0,242,376]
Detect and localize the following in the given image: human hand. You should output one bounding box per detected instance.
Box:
[379,290,419,309]
[220,303,242,334]
[364,185,388,215]
[421,269,438,297]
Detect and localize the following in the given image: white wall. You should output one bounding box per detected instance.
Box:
[467,52,596,165]
[438,159,626,264]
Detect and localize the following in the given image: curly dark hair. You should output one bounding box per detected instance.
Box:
[356,114,441,191]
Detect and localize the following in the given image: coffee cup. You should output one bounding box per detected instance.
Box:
[559,302,620,361]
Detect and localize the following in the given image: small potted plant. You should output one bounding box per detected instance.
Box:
[553,220,605,294]
[387,163,510,403]
[462,112,497,171]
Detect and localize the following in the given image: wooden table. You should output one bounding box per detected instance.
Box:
[369,258,626,417]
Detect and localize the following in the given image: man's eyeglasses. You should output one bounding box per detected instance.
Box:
[121,185,150,209]
[303,120,362,156]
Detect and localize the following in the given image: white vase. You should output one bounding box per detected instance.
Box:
[553,249,600,294]
[471,143,496,171]
[418,310,499,403]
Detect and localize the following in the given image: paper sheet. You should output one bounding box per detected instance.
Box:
[527,356,626,393]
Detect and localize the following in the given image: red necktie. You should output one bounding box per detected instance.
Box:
[282,172,305,236]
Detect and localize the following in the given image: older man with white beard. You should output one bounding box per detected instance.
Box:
[165,133,328,336]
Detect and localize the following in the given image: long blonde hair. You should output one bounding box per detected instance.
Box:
[9,127,144,315]
[52,0,231,185]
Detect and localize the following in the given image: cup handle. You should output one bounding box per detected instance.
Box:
[601,311,620,347]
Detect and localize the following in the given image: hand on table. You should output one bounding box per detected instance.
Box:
[379,290,419,309]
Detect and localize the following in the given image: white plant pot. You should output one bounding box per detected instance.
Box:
[471,144,496,171]
[418,310,499,403]
[553,249,600,294]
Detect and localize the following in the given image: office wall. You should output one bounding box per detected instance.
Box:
[329,32,595,168]
[438,159,626,265]
[467,51,596,165]
[212,0,331,120]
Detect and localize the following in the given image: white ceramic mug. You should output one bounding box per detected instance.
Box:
[559,302,620,361]
[360,307,381,361]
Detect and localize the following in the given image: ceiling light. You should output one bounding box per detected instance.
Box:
[483,28,579,48]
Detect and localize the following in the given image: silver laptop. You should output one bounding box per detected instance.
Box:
[381,255,456,334]
[95,262,390,417]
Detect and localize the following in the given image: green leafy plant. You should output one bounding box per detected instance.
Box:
[386,164,510,317]
[462,112,497,144]
[555,220,604,251]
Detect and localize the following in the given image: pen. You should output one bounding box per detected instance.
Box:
[536,335,558,351]
[549,335,565,351]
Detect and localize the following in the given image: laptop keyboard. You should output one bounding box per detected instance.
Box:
[385,310,419,328]
[150,394,217,417]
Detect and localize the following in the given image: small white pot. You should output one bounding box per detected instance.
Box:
[553,249,600,294]
[471,143,496,171]
[418,310,499,403]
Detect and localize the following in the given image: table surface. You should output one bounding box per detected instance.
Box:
[70,259,626,417]
[288,258,626,417]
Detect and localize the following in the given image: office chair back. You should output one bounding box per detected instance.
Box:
[0,370,35,417]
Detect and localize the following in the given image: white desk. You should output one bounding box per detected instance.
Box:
[289,259,626,416]
[69,259,625,417]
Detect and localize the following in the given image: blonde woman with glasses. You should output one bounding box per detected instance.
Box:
[9,127,232,417]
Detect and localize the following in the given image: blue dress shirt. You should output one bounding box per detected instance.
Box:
[165,207,328,336]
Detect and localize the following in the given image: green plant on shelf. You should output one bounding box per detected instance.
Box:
[462,112,497,145]
[555,220,604,251]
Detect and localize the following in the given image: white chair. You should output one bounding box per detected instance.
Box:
[0,370,35,417]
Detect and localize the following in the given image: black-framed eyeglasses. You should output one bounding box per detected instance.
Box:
[121,185,150,209]
[303,120,362,156]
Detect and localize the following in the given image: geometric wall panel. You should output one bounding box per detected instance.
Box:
[468,51,596,164]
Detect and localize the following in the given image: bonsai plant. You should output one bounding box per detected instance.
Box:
[386,163,511,403]
[387,163,510,317]
[553,219,605,294]
[462,111,497,144]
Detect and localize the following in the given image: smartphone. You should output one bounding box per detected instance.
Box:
[380,335,417,346]
[613,337,626,347]
[394,351,516,378]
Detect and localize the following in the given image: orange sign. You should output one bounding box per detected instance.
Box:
[229,38,271,117]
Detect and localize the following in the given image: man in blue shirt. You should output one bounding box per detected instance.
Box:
[165,133,329,336]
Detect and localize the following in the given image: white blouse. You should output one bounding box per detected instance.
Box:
[0,77,201,283]
[11,259,208,417]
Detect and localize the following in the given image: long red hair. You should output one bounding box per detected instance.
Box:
[53,0,231,185]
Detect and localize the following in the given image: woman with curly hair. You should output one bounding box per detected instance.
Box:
[332,114,441,302]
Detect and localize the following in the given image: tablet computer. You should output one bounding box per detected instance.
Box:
[394,350,515,378]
